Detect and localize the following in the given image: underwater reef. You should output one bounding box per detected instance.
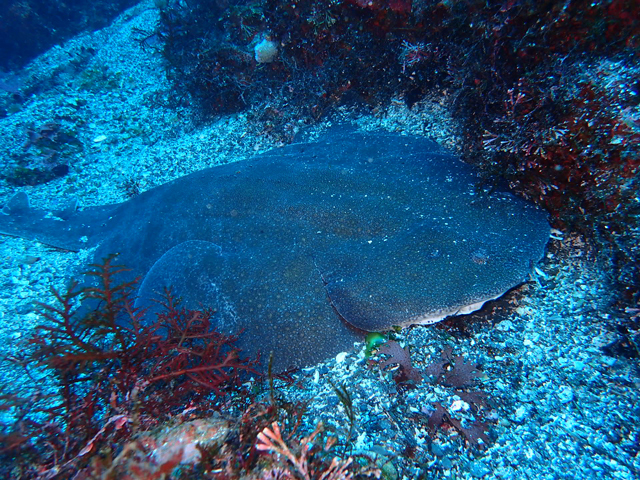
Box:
[160,0,639,304]
[0,1,639,478]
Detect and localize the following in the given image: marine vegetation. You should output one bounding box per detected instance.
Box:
[158,0,640,304]
[0,257,387,479]
[0,255,504,478]
[3,121,81,187]
[0,256,259,478]
[375,340,492,449]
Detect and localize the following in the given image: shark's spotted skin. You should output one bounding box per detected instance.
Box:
[0,128,549,371]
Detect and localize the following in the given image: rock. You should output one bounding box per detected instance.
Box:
[557,386,574,404]
[470,461,491,478]
[513,405,529,423]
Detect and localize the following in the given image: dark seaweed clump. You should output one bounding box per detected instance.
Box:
[160,0,640,304]
[375,340,492,450]
[2,122,81,187]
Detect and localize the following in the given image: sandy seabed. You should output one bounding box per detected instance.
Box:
[0,2,637,478]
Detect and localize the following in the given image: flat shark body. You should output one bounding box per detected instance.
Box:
[0,128,549,371]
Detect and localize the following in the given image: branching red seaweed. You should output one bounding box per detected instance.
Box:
[0,255,259,478]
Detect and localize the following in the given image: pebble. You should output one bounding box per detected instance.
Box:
[450,399,470,412]
[496,319,514,332]
[470,461,491,478]
[431,443,445,457]
[513,405,530,423]
[557,386,574,404]
[335,351,348,363]
[573,360,586,371]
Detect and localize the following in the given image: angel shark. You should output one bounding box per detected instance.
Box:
[0,128,550,371]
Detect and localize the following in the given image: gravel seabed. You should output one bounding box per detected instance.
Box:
[0,2,638,478]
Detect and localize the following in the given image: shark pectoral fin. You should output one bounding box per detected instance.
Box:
[134,240,236,330]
